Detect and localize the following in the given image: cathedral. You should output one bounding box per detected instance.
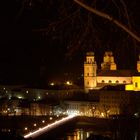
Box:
[84,51,140,92]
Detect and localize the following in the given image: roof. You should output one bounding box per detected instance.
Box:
[97,70,136,77]
[86,52,94,56]
[100,84,125,91]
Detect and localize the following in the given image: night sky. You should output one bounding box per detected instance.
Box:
[0,0,140,86]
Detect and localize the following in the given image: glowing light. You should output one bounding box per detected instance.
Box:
[101,112,105,117]
[33,123,37,127]
[24,127,28,131]
[24,115,76,139]
[66,81,72,85]
[18,96,23,99]
[42,120,45,123]
[3,110,7,113]
[49,117,53,120]
[134,112,139,118]
[50,82,54,86]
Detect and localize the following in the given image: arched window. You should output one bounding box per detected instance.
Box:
[116,80,119,83]
[123,81,126,84]
[102,80,105,83]
[109,80,112,83]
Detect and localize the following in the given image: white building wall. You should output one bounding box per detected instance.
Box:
[97,76,132,84]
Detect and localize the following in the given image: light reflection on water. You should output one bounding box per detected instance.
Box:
[56,128,138,140]
[58,128,93,140]
[134,131,138,140]
[67,129,90,140]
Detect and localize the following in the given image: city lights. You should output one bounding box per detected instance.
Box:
[50,82,54,86]
[66,81,72,85]
[33,123,37,127]
[24,127,28,131]
[49,117,53,120]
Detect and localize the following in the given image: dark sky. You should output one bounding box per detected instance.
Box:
[0,0,140,86]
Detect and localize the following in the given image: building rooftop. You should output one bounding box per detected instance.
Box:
[86,52,94,56]
[97,70,136,77]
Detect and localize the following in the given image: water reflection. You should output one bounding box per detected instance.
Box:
[134,131,138,140]
[60,129,93,140]
[56,127,138,140]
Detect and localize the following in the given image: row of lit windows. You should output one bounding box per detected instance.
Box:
[86,80,126,85]
[101,80,127,83]
[1,129,11,132]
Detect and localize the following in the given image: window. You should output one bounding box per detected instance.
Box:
[90,58,93,62]
[116,80,119,83]
[123,81,126,84]
[109,80,112,83]
[87,73,89,76]
[102,80,105,83]
[87,82,89,85]
[135,82,138,88]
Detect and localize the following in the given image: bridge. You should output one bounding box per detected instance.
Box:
[23,115,77,139]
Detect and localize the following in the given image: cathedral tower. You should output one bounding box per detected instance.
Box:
[101,51,117,70]
[84,52,97,92]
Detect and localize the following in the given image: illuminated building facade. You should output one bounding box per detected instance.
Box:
[84,52,97,92]
[64,90,140,117]
[101,51,117,70]
[84,51,140,92]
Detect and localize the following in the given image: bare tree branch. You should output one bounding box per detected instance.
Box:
[74,0,140,43]
[119,0,137,62]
